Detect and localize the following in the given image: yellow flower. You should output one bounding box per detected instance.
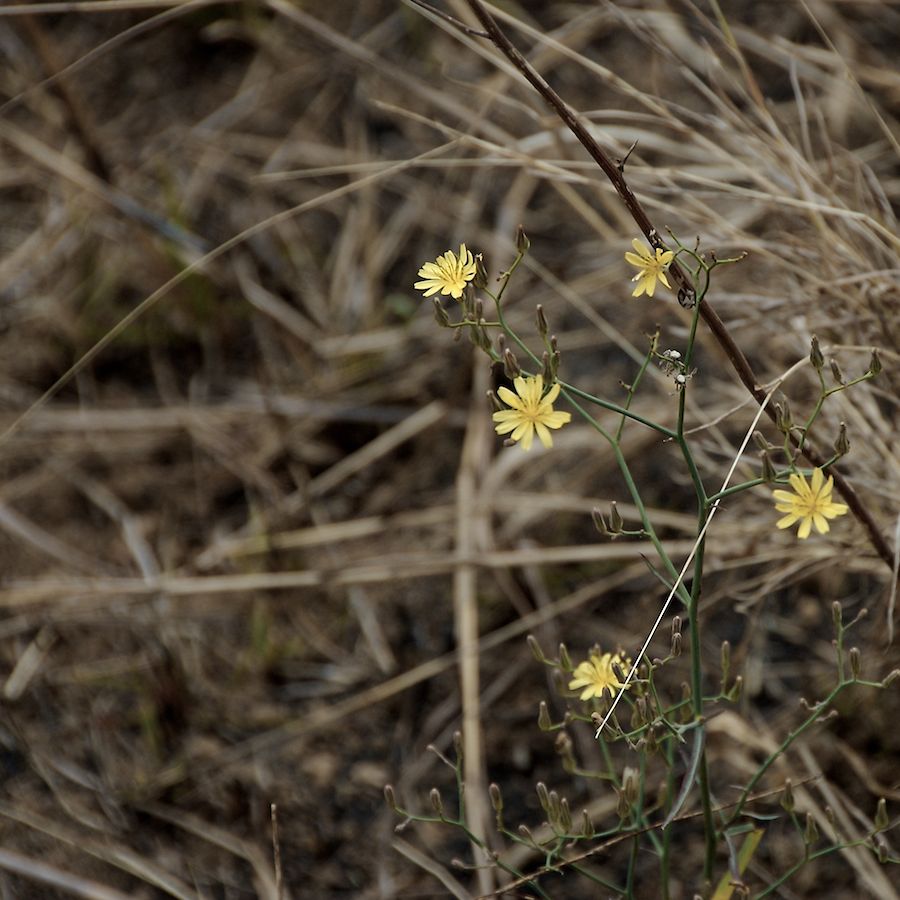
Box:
[414,244,478,299]
[492,374,571,451]
[624,238,674,298]
[568,652,630,701]
[772,467,849,539]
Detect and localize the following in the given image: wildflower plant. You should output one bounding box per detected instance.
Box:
[391,2,898,897]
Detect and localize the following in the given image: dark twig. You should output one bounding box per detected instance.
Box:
[462,0,893,574]
[407,0,489,38]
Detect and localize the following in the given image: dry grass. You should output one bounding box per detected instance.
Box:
[0,1,897,897]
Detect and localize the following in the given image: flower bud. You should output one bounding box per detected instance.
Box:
[432,298,450,327]
[489,783,503,813]
[809,335,824,371]
[609,501,624,534]
[804,813,819,846]
[728,675,743,702]
[555,730,576,772]
[834,422,850,457]
[536,304,549,338]
[867,348,882,376]
[473,253,488,289]
[670,631,682,658]
[721,640,731,683]
[781,779,795,813]
[581,808,594,838]
[775,399,793,434]
[536,782,550,813]
[616,787,630,820]
[760,451,777,483]
[558,643,572,671]
[832,602,843,635]
[537,701,552,731]
[752,430,770,451]
[559,797,572,833]
[830,359,844,385]
[515,224,530,254]
[623,767,639,805]
[453,731,463,761]
[430,787,444,816]
[527,634,544,662]
[882,669,900,687]
[849,646,861,680]
[503,348,521,379]
[874,798,889,832]
[384,784,397,810]
[541,351,553,386]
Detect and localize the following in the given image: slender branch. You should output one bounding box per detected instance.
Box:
[462,0,892,574]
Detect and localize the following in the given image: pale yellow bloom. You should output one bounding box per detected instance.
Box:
[492,374,571,451]
[624,239,674,298]
[414,244,478,299]
[568,652,630,701]
[772,467,849,539]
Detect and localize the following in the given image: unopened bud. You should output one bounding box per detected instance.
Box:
[384,784,397,810]
[581,808,594,838]
[877,838,888,863]
[760,451,777,483]
[473,253,488,289]
[623,767,639,805]
[430,788,444,816]
[834,422,850,457]
[609,501,624,534]
[867,348,882,376]
[503,348,521,379]
[536,304,549,338]
[804,813,819,846]
[432,298,450,327]
[832,602,843,635]
[527,634,544,662]
[453,731,463,761]
[487,390,503,412]
[592,507,609,536]
[489,783,503,813]
[670,631,682,657]
[555,730,576,772]
[728,675,743,702]
[541,351,553,386]
[721,641,731,683]
[752,430,770,452]
[558,643,572,671]
[616,787,630,820]
[882,669,900,687]
[830,359,844,385]
[775,399,793,434]
[518,823,537,846]
[825,806,837,827]
[874,798,889,832]
[548,790,561,824]
[809,335,824,371]
[631,697,647,729]
[849,646,861,679]
[537,701,552,731]
[515,224,530,254]
[781,779,795,813]
[536,782,550,813]
[559,797,572,833]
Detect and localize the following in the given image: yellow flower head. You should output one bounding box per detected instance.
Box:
[772,467,849,539]
[414,243,478,299]
[492,374,571,451]
[625,238,674,298]
[568,652,630,701]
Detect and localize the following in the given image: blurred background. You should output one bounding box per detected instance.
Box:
[0,1,898,897]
